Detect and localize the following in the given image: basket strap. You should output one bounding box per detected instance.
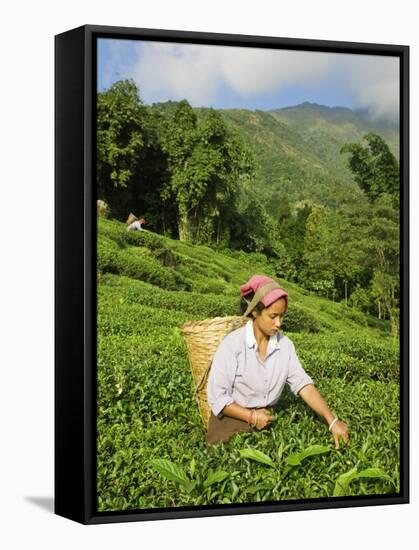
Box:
[194,360,212,396]
[243,281,282,317]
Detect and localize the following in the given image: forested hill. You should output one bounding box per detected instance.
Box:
[192,102,399,209]
[268,102,399,186]
[218,107,355,209]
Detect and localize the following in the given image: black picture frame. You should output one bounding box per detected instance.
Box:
[55,24,409,525]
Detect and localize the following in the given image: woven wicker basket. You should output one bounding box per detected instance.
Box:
[126,212,137,225]
[181,315,248,428]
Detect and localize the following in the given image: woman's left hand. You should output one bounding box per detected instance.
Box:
[330,420,349,449]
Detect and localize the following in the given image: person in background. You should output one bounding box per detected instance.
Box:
[206,275,349,447]
[126,213,148,232]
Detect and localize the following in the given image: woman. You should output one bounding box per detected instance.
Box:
[206,275,349,447]
[126,213,148,231]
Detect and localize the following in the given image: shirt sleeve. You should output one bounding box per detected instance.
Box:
[206,338,237,417]
[286,340,314,395]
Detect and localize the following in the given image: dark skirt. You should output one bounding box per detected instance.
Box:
[206,412,253,446]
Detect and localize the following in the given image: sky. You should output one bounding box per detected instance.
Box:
[97,38,400,122]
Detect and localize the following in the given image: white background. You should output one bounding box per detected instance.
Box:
[1,0,416,548]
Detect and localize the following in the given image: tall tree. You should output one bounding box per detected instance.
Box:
[97,80,148,217]
[368,193,400,329]
[341,132,400,331]
[340,132,399,205]
[282,204,312,282]
[159,103,254,243]
[158,100,198,241]
[302,205,335,297]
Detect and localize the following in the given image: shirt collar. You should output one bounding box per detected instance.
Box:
[245,320,281,352]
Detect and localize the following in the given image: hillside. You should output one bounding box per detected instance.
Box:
[96,218,399,511]
[219,108,357,209]
[97,218,393,334]
[269,102,399,185]
[199,102,397,210]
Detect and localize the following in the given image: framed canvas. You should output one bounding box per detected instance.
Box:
[55,24,409,524]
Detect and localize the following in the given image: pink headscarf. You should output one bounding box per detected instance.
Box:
[240,275,288,312]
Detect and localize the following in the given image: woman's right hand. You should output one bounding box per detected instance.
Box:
[254,408,275,430]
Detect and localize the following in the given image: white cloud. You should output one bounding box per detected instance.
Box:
[132,41,220,105]
[219,47,335,94]
[341,54,400,121]
[102,40,400,120]
[131,42,337,103]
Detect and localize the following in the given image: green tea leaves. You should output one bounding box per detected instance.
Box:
[189,457,196,478]
[149,459,194,492]
[333,467,390,496]
[285,445,331,467]
[356,467,391,480]
[203,469,230,488]
[239,444,331,472]
[239,448,277,469]
[149,459,230,494]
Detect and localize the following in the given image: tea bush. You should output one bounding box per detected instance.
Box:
[99,274,241,318]
[282,306,321,333]
[125,229,166,250]
[98,218,130,247]
[97,236,121,273]
[291,332,399,383]
[96,218,399,511]
[98,243,190,290]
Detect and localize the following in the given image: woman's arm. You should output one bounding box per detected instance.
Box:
[222,403,251,423]
[222,403,274,430]
[298,384,349,449]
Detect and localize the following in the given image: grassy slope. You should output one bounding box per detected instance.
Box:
[96,218,399,511]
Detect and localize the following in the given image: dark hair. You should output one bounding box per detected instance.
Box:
[240,292,266,317]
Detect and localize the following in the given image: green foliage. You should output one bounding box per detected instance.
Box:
[96,217,399,511]
[238,443,334,485]
[125,229,166,250]
[97,235,121,273]
[292,331,399,383]
[282,304,321,333]
[149,458,231,497]
[98,275,239,321]
[93,82,401,512]
[158,102,254,244]
[268,103,399,188]
[203,469,230,488]
[97,241,182,290]
[239,448,277,469]
[285,445,331,466]
[148,459,194,493]
[340,132,400,205]
[333,467,391,497]
[222,107,351,207]
[230,182,282,257]
[97,80,148,217]
[348,285,374,313]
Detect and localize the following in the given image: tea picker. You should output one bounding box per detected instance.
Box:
[182,275,349,447]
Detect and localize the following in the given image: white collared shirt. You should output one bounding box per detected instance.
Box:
[127,220,144,231]
[207,320,314,417]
